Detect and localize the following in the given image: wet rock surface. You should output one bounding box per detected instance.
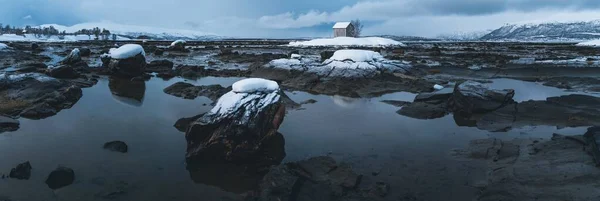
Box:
[103,53,147,77]
[9,162,32,180]
[246,156,388,201]
[45,167,75,190]
[0,74,83,120]
[452,81,515,114]
[163,82,230,101]
[454,134,600,201]
[103,141,128,153]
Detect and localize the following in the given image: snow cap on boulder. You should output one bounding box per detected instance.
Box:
[329,49,384,62]
[171,40,186,47]
[232,78,279,93]
[108,44,145,59]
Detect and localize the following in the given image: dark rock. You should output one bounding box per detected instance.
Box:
[381,100,410,107]
[153,49,164,56]
[452,81,515,114]
[13,63,47,73]
[45,167,75,190]
[146,59,174,75]
[103,141,128,153]
[369,182,390,197]
[104,53,147,77]
[31,43,39,51]
[60,48,82,65]
[185,86,286,164]
[320,51,335,61]
[584,127,600,166]
[300,99,318,105]
[47,65,79,79]
[169,41,187,52]
[156,72,175,80]
[414,87,453,103]
[174,114,203,132]
[163,82,230,101]
[398,102,448,119]
[0,116,19,133]
[79,48,91,57]
[9,161,32,180]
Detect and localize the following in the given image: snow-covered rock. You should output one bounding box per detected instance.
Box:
[108,44,145,59]
[185,78,286,163]
[232,78,279,93]
[577,40,600,47]
[290,54,302,59]
[452,81,515,114]
[264,50,411,78]
[171,40,186,47]
[60,48,82,65]
[102,44,147,76]
[433,84,444,90]
[288,37,405,47]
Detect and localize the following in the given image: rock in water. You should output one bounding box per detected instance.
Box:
[185,78,286,163]
[0,116,19,133]
[45,167,75,190]
[47,65,79,79]
[452,81,515,114]
[102,44,147,77]
[584,127,600,166]
[9,161,32,180]
[103,141,128,153]
[163,82,230,101]
[60,48,82,65]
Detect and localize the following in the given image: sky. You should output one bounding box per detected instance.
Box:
[1,0,600,38]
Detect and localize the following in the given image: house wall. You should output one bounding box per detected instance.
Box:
[334,28,347,37]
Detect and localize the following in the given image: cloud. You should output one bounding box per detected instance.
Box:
[22,15,32,20]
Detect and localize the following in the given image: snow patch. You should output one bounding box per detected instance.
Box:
[290,54,302,59]
[108,44,145,59]
[329,50,383,62]
[0,72,55,83]
[433,84,444,90]
[577,40,600,47]
[288,37,404,47]
[0,34,129,42]
[232,78,279,93]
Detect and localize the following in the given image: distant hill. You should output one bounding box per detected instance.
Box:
[481,20,600,41]
[39,21,224,41]
[376,35,441,42]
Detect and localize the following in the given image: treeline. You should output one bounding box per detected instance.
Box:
[0,24,117,40]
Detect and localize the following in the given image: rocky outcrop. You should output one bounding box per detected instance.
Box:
[584,127,600,166]
[0,73,83,120]
[454,134,600,201]
[184,79,286,164]
[452,81,515,114]
[45,167,75,190]
[9,161,32,180]
[103,141,128,153]
[163,82,230,101]
[246,156,389,201]
[47,65,79,79]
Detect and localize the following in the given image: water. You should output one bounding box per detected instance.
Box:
[0,76,593,201]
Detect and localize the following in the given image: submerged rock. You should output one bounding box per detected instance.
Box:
[163,82,230,101]
[45,167,75,190]
[452,81,515,114]
[184,78,286,164]
[103,141,128,153]
[9,161,32,180]
[0,115,19,133]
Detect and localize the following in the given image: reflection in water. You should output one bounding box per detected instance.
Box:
[186,132,286,193]
[108,77,146,107]
[331,95,363,108]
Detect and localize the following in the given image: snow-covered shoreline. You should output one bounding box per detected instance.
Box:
[288,37,405,47]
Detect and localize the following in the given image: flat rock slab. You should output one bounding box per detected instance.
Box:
[397,102,448,120]
[163,82,230,101]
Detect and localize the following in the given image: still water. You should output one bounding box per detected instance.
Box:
[0,76,591,201]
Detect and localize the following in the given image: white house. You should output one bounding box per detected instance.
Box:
[333,22,355,38]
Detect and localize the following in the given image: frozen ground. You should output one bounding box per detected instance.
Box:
[288,37,405,47]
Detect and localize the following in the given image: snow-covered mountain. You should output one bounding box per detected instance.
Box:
[481,20,600,41]
[39,21,224,40]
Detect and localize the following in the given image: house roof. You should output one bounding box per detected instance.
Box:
[333,22,351,29]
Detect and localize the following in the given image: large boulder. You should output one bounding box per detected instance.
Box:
[59,48,82,65]
[169,40,188,52]
[47,65,79,79]
[452,81,515,114]
[102,44,147,77]
[184,78,286,164]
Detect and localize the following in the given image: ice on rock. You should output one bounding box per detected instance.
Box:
[290,54,302,59]
[288,37,405,47]
[108,44,145,59]
[328,50,384,62]
[171,40,186,46]
[232,78,279,93]
[433,84,445,90]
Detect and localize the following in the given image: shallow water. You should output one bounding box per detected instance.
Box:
[0,76,593,201]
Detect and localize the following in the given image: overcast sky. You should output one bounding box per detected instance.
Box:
[1,0,600,38]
